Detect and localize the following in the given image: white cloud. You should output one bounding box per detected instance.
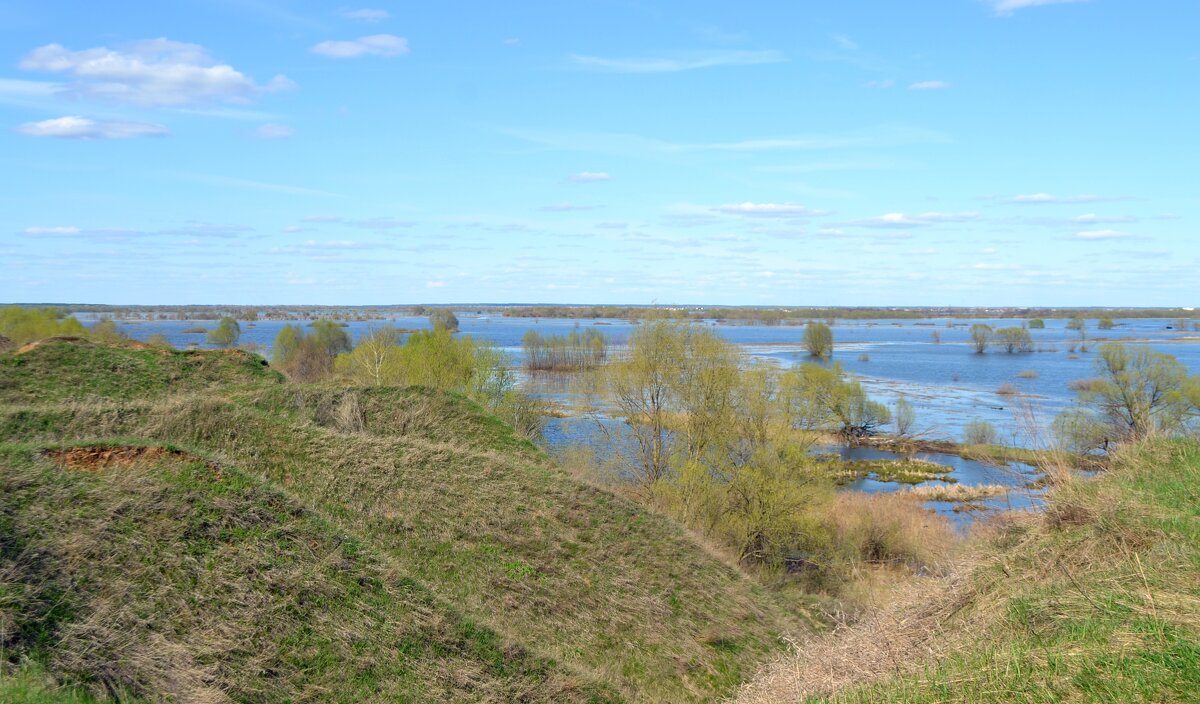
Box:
[251,123,295,139]
[16,115,168,139]
[19,39,293,107]
[992,0,1089,16]
[1072,213,1137,224]
[540,202,602,212]
[566,171,611,183]
[832,34,859,51]
[1075,229,1130,240]
[311,35,409,58]
[848,211,978,228]
[568,50,784,73]
[909,80,950,90]
[23,226,82,236]
[865,79,895,89]
[339,8,390,22]
[426,280,447,288]
[503,38,522,47]
[713,202,832,218]
[1006,192,1113,204]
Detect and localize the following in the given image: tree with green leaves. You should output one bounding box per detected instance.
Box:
[206,316,241,348]
[996,327,1034,353]
[0,306,86,345]
[1028,318,1045,329]
[1058,343,1199,445]
[803,322,833,359]
[969,323,993,354]
[428,309,460,332]
[1098,317,1115,330]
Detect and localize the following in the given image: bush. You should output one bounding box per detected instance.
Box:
[963,419,998,445]
[428,309,460,332]
[206,316,241,347]
[996,327,1033,353]
[0,306,86,344]
[1028,318,1045,329]
[893,396,916,436]
[804,322,833,359]
[969,323,993,353]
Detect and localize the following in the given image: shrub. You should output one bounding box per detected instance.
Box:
[969,324,993,353]
[804,322,833,359]
[996,327,1033,353]
[0,306,86,344]
[428,309,460,332]
[206,316,241,347]
[1028,318,1045,329]
[1098,317,1115,330]
[963,419,998,445]
[893,396,916,436]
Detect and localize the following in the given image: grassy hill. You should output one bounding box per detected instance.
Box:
[738,440,1200,703]
[0,340,808,702]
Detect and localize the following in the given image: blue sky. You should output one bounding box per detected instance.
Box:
[1,0,1196,306]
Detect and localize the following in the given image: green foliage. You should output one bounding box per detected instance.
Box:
[335,326,544,440]
[1056,343,1199,446]
[963,419,998,445]
[779,363,891,438]
[523,328,607,371]
[272,320,351,382]
[428,309,460,332]
[1098,317,1115,330]
[803,322,834,359]
[1027,318,1045,329]
[88,319,127,344]
[995,327,1033,353]
[205,316,241,347]
[0,307,86,345]
[969,323,993,353]
[893,396,916,436]
[1066,316,1087,331]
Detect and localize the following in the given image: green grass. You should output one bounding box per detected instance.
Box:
[0,340,808,702]
[817,440,1200,703]
[0,338,282,404]
[0,443,613,702]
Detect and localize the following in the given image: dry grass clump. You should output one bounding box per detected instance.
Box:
[831,492,957,571]
[902,482,1008,503]
[995,383,1020,396]
[1016,369,1039,379]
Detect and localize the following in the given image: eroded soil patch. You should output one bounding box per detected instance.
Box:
[44,445,221,477]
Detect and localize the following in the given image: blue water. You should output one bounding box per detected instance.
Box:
[85,312,1200,450]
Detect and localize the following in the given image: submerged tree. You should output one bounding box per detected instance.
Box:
[996,327,1034,353]
[1056,343,1199,447]
[894,396,916,436]
[207,316,241,348]
[969,323,993,354]
[1028,318,1046,329]
[428,309,460,332]
[803,322,833,359]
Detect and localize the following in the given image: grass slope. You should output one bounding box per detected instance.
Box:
[0,338,282,404]
[741,440,1200,703]
[0,341,806,702]
[0,443,613,702]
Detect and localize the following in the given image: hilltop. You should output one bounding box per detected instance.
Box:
[0,339,808,702]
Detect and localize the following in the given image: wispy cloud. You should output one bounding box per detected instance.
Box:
[568,50,784,73]
[301,215,415,229]
[1004,192,1119,204]
[909,80,950,90]
[250,123,295,139]
[992,0,1089,17]
[831,34,859,51]
[23,222,251,238]
[540,202,603,212]
[498,124,950,155]
[311,34,409,58]
[338,8,390,22]
[847,212,979,228]
[566,171,611,183]
[1075,229,1131,240]
[16,115,167,139]
[19,39,293,107]
[168,172,338,197]
[713,202,832,218]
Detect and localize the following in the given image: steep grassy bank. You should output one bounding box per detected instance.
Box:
[737,439,1200,703]
[0,340,808,702]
